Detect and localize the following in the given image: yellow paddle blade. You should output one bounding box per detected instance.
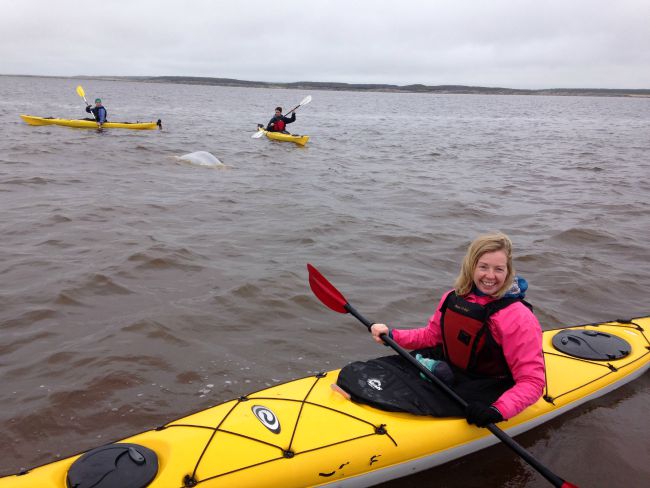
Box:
[76,85,85,98]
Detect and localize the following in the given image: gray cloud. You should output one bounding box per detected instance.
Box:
[1,0,649,88]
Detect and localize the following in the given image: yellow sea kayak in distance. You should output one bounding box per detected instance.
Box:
[0,316,648,487]
[20,115,162,130]
[258,127,309,146]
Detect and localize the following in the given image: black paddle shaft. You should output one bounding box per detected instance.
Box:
[342,302,570,488]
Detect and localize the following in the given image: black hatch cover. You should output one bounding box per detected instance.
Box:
[66,443,158,488]
[552,329,631,360]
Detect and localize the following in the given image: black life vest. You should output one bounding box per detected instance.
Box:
[439,292,531,377]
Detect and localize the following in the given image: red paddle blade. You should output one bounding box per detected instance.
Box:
[562,483,579,488]
[307,264,349,313]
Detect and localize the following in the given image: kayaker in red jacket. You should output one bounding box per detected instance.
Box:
[370,232,545,427]
[266,106,296,133]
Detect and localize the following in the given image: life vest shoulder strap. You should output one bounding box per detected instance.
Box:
[485,297,534,319]
[440,292,533,318]
[440,292,485,320]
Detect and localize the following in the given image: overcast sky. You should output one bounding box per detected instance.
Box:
[2,0,649,89]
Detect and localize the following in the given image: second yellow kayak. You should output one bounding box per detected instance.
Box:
[258,127,309,146]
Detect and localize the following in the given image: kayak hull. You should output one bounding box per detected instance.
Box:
[1,317,648,487]
[20,115,161,130]
[259,127,309,146]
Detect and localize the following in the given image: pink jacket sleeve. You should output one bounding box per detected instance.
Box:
[391,291,451,349]
[490,303,545,419]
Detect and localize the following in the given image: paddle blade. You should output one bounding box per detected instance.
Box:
[252,130,264,138]
[300,95,312,106]
[307,264,349,313]
[76,85,85,98]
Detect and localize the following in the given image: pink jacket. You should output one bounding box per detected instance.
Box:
[392,290,545,420]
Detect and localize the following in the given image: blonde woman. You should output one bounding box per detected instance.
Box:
[371,232,545,426]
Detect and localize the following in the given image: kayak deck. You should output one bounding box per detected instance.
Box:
[0,317,648,488]
[258,127,309,146]
[20,115,162,130]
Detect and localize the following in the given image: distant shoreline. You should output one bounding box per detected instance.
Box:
[4,73,650,98]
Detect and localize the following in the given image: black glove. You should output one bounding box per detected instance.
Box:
[465,402,503,427]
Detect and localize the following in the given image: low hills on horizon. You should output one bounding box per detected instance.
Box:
[89,75,650,97]
[10,73,650,97]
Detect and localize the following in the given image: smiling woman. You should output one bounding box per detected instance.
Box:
[456,232,514,297]
[472,253,509,295]
[370,232,544,423]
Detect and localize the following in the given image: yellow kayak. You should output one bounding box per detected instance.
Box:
[0,317,648,488]
[20,115,162,130]
[258,127,309,146]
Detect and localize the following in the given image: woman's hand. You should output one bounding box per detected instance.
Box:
[370,323,390,344]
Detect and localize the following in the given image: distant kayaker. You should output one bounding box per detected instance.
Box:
[85,98,107,127]
[370,232,545,427]
[266,106,296,133]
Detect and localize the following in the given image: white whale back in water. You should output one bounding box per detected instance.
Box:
[176,151,225,168]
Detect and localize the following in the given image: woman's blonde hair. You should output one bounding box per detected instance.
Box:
[454,232,515,298]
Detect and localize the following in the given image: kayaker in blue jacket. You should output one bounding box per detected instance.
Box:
[85,98,107,127]
[266,106,296,133]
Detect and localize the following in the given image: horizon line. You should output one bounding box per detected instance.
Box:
[2,73,649,94]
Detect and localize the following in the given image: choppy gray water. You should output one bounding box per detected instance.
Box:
[1,75,649,486]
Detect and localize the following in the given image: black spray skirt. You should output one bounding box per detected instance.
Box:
[336,347,514,417]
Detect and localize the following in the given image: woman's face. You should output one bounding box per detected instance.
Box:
[473,250,508,296]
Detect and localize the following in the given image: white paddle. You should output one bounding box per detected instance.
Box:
[285,95,312,115]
